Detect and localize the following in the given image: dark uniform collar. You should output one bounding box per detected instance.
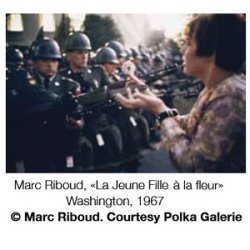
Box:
[37,73,56,84]
[68,67,93,75]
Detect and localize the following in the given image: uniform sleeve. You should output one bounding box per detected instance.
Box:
[101,69,112,87]
[160,96,245,172]
[72,80,81,96]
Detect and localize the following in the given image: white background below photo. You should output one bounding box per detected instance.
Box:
[1,0,250,250]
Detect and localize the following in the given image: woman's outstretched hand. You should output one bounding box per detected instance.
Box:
[115,87,168,115]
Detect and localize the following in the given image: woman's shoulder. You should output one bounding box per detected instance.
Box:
[210,74,245,101]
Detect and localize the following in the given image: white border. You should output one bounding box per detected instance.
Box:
[1,1,250,249]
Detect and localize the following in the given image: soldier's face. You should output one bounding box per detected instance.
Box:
[103,63,117,75]
[133,58,141,65]
[118,57,125,65]
[67,50,89,69]
[34,59,59,78]
[182,38,212,80]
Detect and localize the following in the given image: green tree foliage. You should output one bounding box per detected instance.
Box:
[83,14,123,51]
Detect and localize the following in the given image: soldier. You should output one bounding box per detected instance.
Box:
[6,46,24,70]
[105,41,126,64]
[60,32,110,92]
[30,37,93,172]
[130,47,145,77]
[105,41,128,81]
[31,38,81,95]
[95,46,150,172]
[6,47,78,172]
[152,55,165,70]
[60,33,123,171]
[6,47,25,172]
[95,47,120,85]
[140,51,152,74]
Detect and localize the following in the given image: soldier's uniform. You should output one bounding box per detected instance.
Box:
[6,66,27,172]
[60,33,123,171]
[32,70,93,171]
[6,65,71,172]
[59,65,110,92]
[26,37,93,172]
[59,67,124,170]
[6,47,60,172]
[95,46,151,172]
[33,70,80,95]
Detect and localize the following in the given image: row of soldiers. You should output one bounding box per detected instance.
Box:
[6,33,186,173]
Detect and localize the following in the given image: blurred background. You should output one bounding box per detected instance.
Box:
[6,13,189,53]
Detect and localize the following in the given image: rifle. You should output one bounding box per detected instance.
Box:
[77,84,148,114]
[109,63,181,89]
[76,68,202,114]
[18,72,202,122]
[154,79,203,99]
[15,84,147,122]
[141,64,182,85]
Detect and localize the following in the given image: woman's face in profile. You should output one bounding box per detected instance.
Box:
[182,37,212,80]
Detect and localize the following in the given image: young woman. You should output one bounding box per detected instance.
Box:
[116,14,246,172]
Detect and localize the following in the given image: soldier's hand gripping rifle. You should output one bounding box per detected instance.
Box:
[74,64,182,114]
[20,85,147,121]
[109,63,181,89]
[17,91,79,121]
[76,84,148,114]
[18,78,199,122]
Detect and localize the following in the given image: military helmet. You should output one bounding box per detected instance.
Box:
[124,48,133,60]
[105,41,126,58]
[6,47,24,65]
[65,33,92,51]
[95,47,119,64]
[153,55,164,65]
[130,48,142,59]
[31,38,61,60]
[141,52,151,63]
